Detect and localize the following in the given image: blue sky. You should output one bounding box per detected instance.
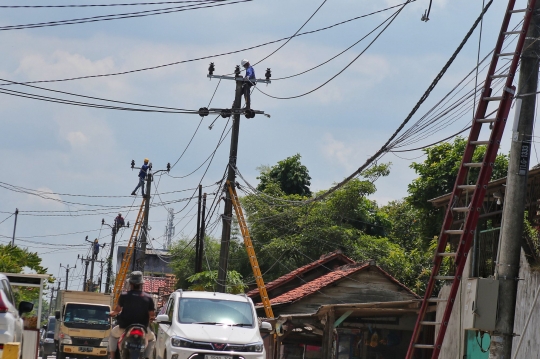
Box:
[0,0,532,289]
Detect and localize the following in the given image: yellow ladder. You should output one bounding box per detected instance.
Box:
[226,180,274,318]
[112,197,146,307]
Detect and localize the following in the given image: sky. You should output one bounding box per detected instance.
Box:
[0,0,536,290]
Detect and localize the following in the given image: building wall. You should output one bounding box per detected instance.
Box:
[437,250,540,359]
[275,269,418,316]
[116,246,173,274]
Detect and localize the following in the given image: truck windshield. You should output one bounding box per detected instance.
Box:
[178,298,254,327]
[63,304,110,330]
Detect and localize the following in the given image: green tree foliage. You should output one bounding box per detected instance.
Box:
[257,154,312,196]
[186,270,246,294]
[407,137,509,240]
[169,236,249,290]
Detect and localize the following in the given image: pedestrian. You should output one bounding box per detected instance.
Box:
[131,158,149,197]
[241,59,255,110]
[115,213,125,228]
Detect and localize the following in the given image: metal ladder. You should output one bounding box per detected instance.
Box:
[226,180,274,318]
[406,1,536,358]
[112,197,147,307]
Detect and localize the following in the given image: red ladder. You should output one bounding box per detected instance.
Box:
[406,1,537,358]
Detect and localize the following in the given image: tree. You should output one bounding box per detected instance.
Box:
[186,270,246,294]
[407,137,509,240]
[257,154,312,196]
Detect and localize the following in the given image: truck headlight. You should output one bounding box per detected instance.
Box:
[100,338,109,347]
[60,333,72,345]
[243,342,263,352]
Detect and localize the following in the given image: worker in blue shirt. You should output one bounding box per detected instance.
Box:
[241,59,256,110]
[131,158,149,197]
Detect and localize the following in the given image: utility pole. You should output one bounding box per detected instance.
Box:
[195,185,202,273]
[79,255,90,291]
[47,286,55,317]
[103,217,128,294]
[489,2,540,358]
[196,193,207,273]
[60,263,75,290]
[204,63,271,292]
[85,236,105,291]
[217,67,244,292]
[11,208,18,246]
[135,172,152,272]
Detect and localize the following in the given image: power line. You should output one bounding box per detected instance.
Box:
[255,0,411,100]
[0,3,409,86]
[0,1,249,31]
[0,0,224,8]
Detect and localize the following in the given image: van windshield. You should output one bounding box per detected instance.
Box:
[63,304,110,330]
[178,298,254,327]
[47,318,56,332]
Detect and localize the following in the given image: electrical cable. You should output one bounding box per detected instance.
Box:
[0,1,224,8]
[0,1,250,31]
[0,3,410,86]
[255,1,411,100]
[0,213,14,226]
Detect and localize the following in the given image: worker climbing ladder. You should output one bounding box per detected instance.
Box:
[112,197,146,307]
[406,1,537,358]
[226,180,274,318]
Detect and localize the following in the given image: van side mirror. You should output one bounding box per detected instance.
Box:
[18,301,33,315]
[55,310,61,320]
[155,314,171,325]
[260,321,272,332]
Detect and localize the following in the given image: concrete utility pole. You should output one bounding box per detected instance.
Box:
[81,256,89,291]
[489,2,540,358]
[47,286,55,317]
[135,172,152,272]
[196,193,207,273]
[195,185,202,273]
[106,223,118,293]
[10,208,18,246]
[60,263,75,290]
[217,72,244,292]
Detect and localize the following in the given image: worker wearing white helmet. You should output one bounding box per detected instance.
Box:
[131,158,150,197]
[241,59,256,110]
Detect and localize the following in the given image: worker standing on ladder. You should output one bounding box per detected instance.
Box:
[131,158,149,197]
[241,59,255,110]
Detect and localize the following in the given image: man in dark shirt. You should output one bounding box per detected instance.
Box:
[115,213,125,228]
[108,271,155,359]
[131,158,150,197]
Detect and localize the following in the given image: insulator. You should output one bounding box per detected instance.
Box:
[167,163,171,172]
[208,62,215,76]
[245,109,255,119]
[234,65,241,77]
[220,109,232,118]
[131,159,135,169]
[198,107,209,117]
[265,68,271,80]
[101,218,105,225]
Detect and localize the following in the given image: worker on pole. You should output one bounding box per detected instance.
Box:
[241,59,255,110]
[131,158,150,197]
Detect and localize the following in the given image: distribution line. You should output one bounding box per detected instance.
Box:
[0,0,225,8]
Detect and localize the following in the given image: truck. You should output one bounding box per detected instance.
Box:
[54,290,112,359]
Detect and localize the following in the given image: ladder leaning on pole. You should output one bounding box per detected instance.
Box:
[226,180,274,318]
[112,197,146,308]
[406,1,537,358]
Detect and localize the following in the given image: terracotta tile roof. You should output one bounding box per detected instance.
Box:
[143,276,175,294]
[258,262,419,306]
[263,262,369,305]
[246,251,354,297]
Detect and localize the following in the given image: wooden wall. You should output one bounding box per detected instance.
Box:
[275,267,417,316]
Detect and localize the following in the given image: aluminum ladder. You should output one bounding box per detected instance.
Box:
[226,180,274,318]
[406,1,537,358]
[112,197,146,307]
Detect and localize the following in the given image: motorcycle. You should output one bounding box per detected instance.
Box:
[116,324,148,359]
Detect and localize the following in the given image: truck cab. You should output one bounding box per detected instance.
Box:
[54,291,112,359]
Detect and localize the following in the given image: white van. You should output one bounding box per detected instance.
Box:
[154,290,271,359]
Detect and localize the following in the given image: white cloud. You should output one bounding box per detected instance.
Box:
[321,133,355,171]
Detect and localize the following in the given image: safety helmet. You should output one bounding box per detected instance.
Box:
[241,59,249,67]
[144,158,149,163]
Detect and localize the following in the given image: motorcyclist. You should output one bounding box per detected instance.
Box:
[109,271,155,359]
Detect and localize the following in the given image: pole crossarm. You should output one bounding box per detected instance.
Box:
[226,180,274,318]
[207,74,271,84]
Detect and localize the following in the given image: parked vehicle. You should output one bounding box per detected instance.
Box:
[39,316,56,359]
[0,273,34,359]
[114,324,148,359]
[54,290,112,359]
[155,290,271,359]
